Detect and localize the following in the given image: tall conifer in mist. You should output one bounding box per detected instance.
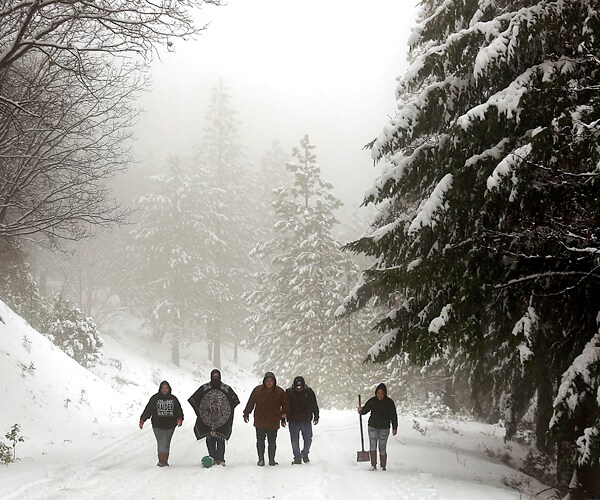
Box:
[247,135,381,406]
[195,80,255,367]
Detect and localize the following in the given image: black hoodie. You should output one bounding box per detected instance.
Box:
[359,383,398,430]
[140,381,184,430]
[286,376,319,422]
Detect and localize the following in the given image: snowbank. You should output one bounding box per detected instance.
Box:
[0,299,130,455]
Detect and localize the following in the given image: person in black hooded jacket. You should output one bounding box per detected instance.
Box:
[140,380,184,467]
[286,376,319,464]
[358,383,397,471]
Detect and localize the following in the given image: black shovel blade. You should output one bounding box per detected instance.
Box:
[357,451,370,462]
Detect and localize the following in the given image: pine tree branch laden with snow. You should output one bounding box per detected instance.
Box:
[550,330,600,469]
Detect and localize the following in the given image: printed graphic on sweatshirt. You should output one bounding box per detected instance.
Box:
[157,399,174,417]
[199,389,231,429]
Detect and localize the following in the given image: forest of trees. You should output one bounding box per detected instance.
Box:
[0,1,598,497]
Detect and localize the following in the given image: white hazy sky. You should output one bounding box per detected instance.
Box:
[134,0,418,209]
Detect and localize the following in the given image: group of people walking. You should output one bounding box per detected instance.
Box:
[140,370,397,471]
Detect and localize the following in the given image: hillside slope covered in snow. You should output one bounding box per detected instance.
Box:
[0,299,131,452]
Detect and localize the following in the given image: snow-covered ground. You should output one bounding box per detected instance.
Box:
[0,301,552,499]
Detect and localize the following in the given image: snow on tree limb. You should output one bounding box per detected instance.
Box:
[457,59,577,130]
[368,328,400,360]
[551,329,600,467]
[511,306,537,364]
[551,330,600,424]
[408,173,453,234]
[366,138,443,202]
[486,143,532,191]
[428,304,452,334]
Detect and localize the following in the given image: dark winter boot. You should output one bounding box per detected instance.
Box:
[257,439,266,466]
[292,457,302,465]
[157,453,168,467]
[268,442,278,466]
[380,454,387,471]
[369,451,377,471]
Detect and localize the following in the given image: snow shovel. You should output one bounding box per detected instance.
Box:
[357,394,370,462]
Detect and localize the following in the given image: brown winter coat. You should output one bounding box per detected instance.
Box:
[243,376,289,430]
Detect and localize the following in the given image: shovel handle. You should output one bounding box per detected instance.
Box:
[358,394,365,452]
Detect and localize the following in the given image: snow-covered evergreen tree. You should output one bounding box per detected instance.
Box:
[0,245,49,332]
[247,135,380,407]
[46,297,103,368]
[194,80,255,367]
[339,0,600,492]
[260,139,289,187]
[127,156,223,365]
[255,139,291,240]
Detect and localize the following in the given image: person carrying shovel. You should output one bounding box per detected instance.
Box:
[357,383,398,471]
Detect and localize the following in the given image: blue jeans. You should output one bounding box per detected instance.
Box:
[206,436,225,461]
[289,420,313,459]
[368,426,389,454]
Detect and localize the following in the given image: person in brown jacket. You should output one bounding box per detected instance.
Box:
[243,371,289,466]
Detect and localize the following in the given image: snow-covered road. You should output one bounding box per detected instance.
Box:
[2,411,527,500]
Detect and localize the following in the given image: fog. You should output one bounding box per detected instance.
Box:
[134,0,417,208]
